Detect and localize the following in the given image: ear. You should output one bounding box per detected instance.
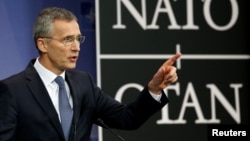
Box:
[37,38,48,53]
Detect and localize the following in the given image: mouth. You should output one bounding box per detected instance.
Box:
[69,56,78,62]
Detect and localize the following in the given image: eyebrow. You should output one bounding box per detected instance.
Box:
[63,34,83,38]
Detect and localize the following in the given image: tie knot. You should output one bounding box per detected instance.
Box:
[55,76,65,87]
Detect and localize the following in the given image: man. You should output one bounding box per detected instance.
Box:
[0,7,181,141]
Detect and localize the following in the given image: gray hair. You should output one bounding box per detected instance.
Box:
[33,7,78,47]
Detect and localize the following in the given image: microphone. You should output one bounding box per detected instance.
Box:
[74,121,77,141]
[97,118,125,141]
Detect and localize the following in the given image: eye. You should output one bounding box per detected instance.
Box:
[63,37,74,42]
[77,35,85,43]
[76,36,81,42]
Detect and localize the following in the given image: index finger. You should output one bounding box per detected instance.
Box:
[165,52,182,66]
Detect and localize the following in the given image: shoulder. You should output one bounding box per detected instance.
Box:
[66,70,96,84]
[0,71,27,84]
[66,70,91,79]
[0,59,41,88]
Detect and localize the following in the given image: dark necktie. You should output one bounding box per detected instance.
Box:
[55,76,73,141]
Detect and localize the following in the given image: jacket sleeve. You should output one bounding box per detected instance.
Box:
[89,73,169,130]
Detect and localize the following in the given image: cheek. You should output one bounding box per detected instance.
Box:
[48,46,68,61]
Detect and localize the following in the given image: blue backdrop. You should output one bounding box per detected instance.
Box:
[0,0,97,140]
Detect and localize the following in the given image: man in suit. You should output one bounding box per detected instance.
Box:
[0,7,181,141]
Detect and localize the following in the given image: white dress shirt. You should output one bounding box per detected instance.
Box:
[33,58,73,121]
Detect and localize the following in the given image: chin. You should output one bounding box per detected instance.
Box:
[66,64,76,70]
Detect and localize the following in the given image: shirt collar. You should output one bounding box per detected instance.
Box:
[33,57,66,86]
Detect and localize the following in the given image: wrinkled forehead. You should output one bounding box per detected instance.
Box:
[51,19,81,37]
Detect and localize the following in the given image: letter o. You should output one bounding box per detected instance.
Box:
[203,0,239,31]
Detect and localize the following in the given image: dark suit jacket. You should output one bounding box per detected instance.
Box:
[0,59,168,141]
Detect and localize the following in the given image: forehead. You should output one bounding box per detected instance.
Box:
[51,19,81,37]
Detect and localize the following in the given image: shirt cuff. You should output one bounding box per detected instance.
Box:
[149,90,162,102]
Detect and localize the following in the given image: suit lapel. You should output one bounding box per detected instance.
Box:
[24,61,65,139]
[65,72,81,126]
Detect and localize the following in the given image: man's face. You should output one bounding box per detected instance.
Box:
[39,19,82,75]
